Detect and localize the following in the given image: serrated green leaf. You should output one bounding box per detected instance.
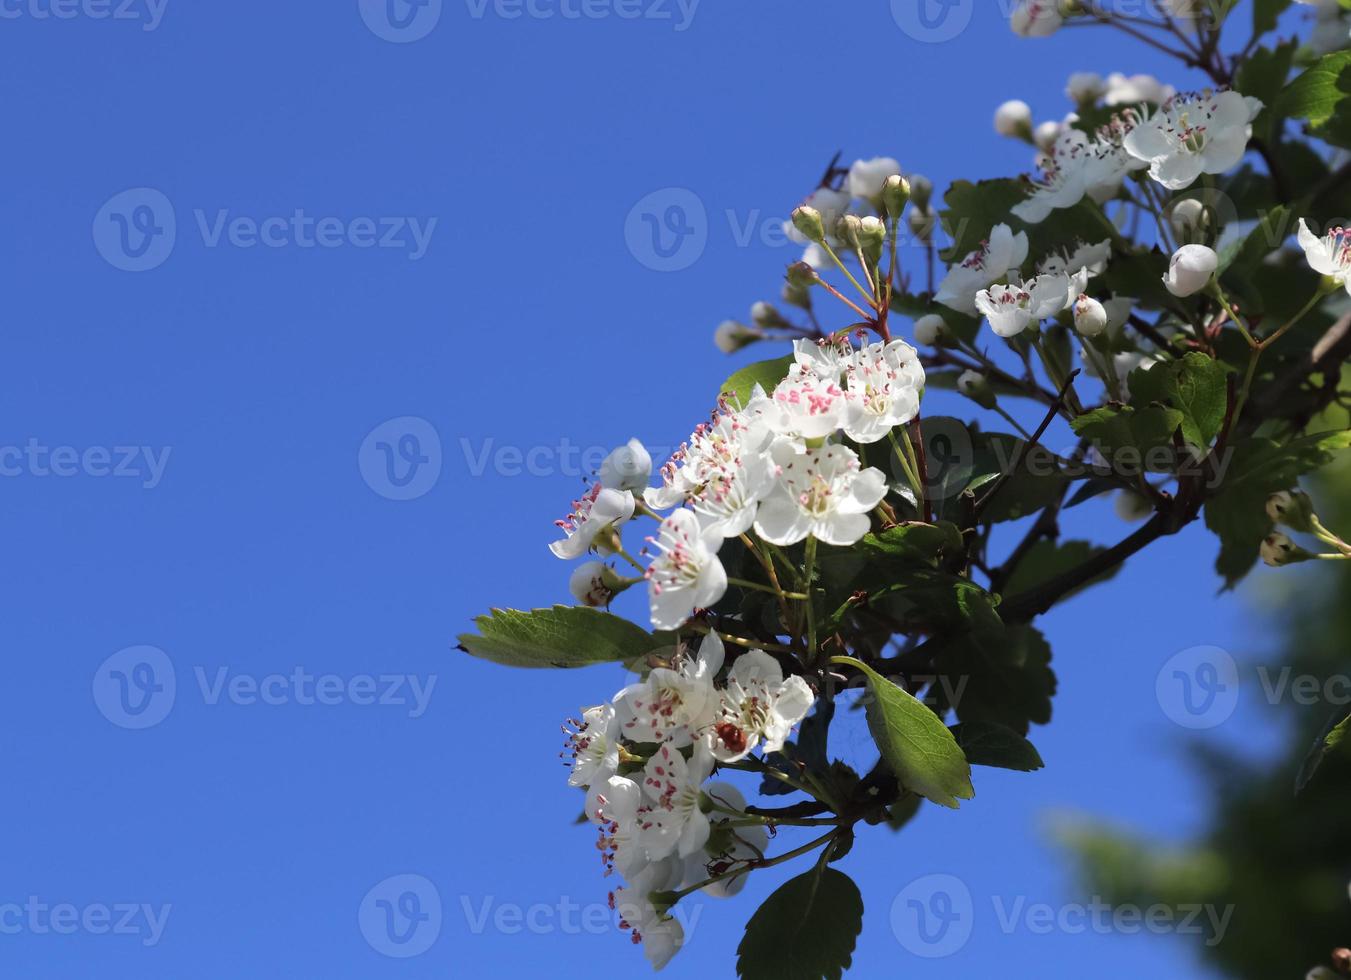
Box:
[1277,50,1351,148]
[933,624,1057,735]
[951,721,1046,772]
[843,658,975,809]
[1127,353,1231,450]
[857,522,963,563]
[736,866,864,980]
[718,355,793,407]
[457,605,664,669]
[1071,404,1186,472]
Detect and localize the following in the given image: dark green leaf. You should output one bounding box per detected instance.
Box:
[1126,352,1231,450]
[736,867,864,980]
[457,605,663,669]
[857,522,963,563]
[1071,404,1186,473]
[847,658,975,809]
[951,721,1046,772]
[933,624,1057,735]
[1276,50,1351,148]
[1253,0,1293,40]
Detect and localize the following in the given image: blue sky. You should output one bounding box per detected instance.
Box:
[0,1,1318,976]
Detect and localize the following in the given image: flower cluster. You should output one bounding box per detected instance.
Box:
[564,634,814,969]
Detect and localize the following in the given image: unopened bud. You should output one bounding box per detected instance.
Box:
[569,561,632,607]
[1115,491,1152,522]
[751,301,789,330]
[1067,72,1104,104]
[882,174,911,219]
[782,278,812,309]
[791,205,825,243]
[858,215,887,250]
[786,261,820,288]
[1266,489,1317,533]
[1261,531,1314,567]
[714,319,762,353]
[1034,120,1063,153]
[1169,198,1208,241]
[907,206,936,242]
[599,438,652,492]
[835,214,864,249]
[1073,294,1109,337]
[914,313,948,346]
[908,174,933,212]
[994,99,1034,141]
[1163,244,1218,298]
[957,369,997,409]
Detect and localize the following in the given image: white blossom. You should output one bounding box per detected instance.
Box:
[1011,0,1063,36]
[646,509,728,631]
[1298,218,1351,295]
[1067,72,1105,104]
[754,442,887,547]
[681,782,768,898]
[601,438,653,493]
[1163,244,1218,297]
[936,223,1030,314]
[1124,90,1259,190]
[570,561,617,607]
[975,268,1087,338]
[1073,294,1109,337]
[714,319,761,353]
[566,704,621,788]
[914,314,946,346]
[550,484,635,560]
[994,100,1033,138]
[1103,73,1174,107]
[1013,128,1094,224]
[709,650,815,763]
[766,365,847,440]
[614,634,725,748]
[846,156,901,201]
[840,339,925,444]
[637,741,717,860]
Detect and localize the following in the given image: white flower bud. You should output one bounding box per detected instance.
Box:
[957,369,997,409]
[600,438,652,493]
[882,174,911,218]
[914,313,947,346]
[714,320,762,353]
[1073,294,1109,337]
[908,174,934,212]
[846,156,901,201]
[1169,198,1208,241]
[751,301,788,329]
[907,206,936,242]
[569,561,615,607]
[1163,244,1218,298]
[1034,120,1063,153]
[791,205,825,243]
[1011,0,1064,37]
[1115,491,1152,522]
[994,100,1033,139]
[1266,489,1316,533]
[858,215,887,250]
[1066,72,1104,104]
[1262,531,1313,568]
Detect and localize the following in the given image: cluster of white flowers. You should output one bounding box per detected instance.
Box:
[554,335,922,632]
[563,632,814,969]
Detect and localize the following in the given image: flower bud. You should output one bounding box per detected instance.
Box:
[569,561,627,607]
[1067,72,1104,104]
[714,319,762,353]
[1115,491,1152,522]
[751,301,789,330]
[600,438,652,492]
[957,369,997,409]
[1333,948,1351,974]
[994,100,1034,140]
[1266,489,1317,533]
[908,174,934,212]
[1034,120,1063,153]
[1163,244,1218,298]
[846,156,901,202]
[1169,198,1209,241]
[907,206,936,242]
[835,213,864,249]
[1261,531,1314,567]
[781,277,812,309]
[1011,0,1065,37]
[914,313,948,346]
[1073,294,1109,337]
[882,174,911,219]
[791,205,825,243]
[858,215,887,251]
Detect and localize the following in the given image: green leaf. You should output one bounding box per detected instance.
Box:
[1001,539,1121,602]
[456,605,663,669]
[1205,430,1351,585]
[951,721,1046,772]
[1237,39,1298,140]
[1296,710,1351,794]
[718,355,793,407]
[933,624,1057,735]
[970,432,1070,523]
[857,522,963,563]
[1126,353,1231,450]
[1253,0,1293,39]
[736,866,864,980]
[1071,404,1186,473]
[845,658,975,809]
[1276,50,1351,148]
